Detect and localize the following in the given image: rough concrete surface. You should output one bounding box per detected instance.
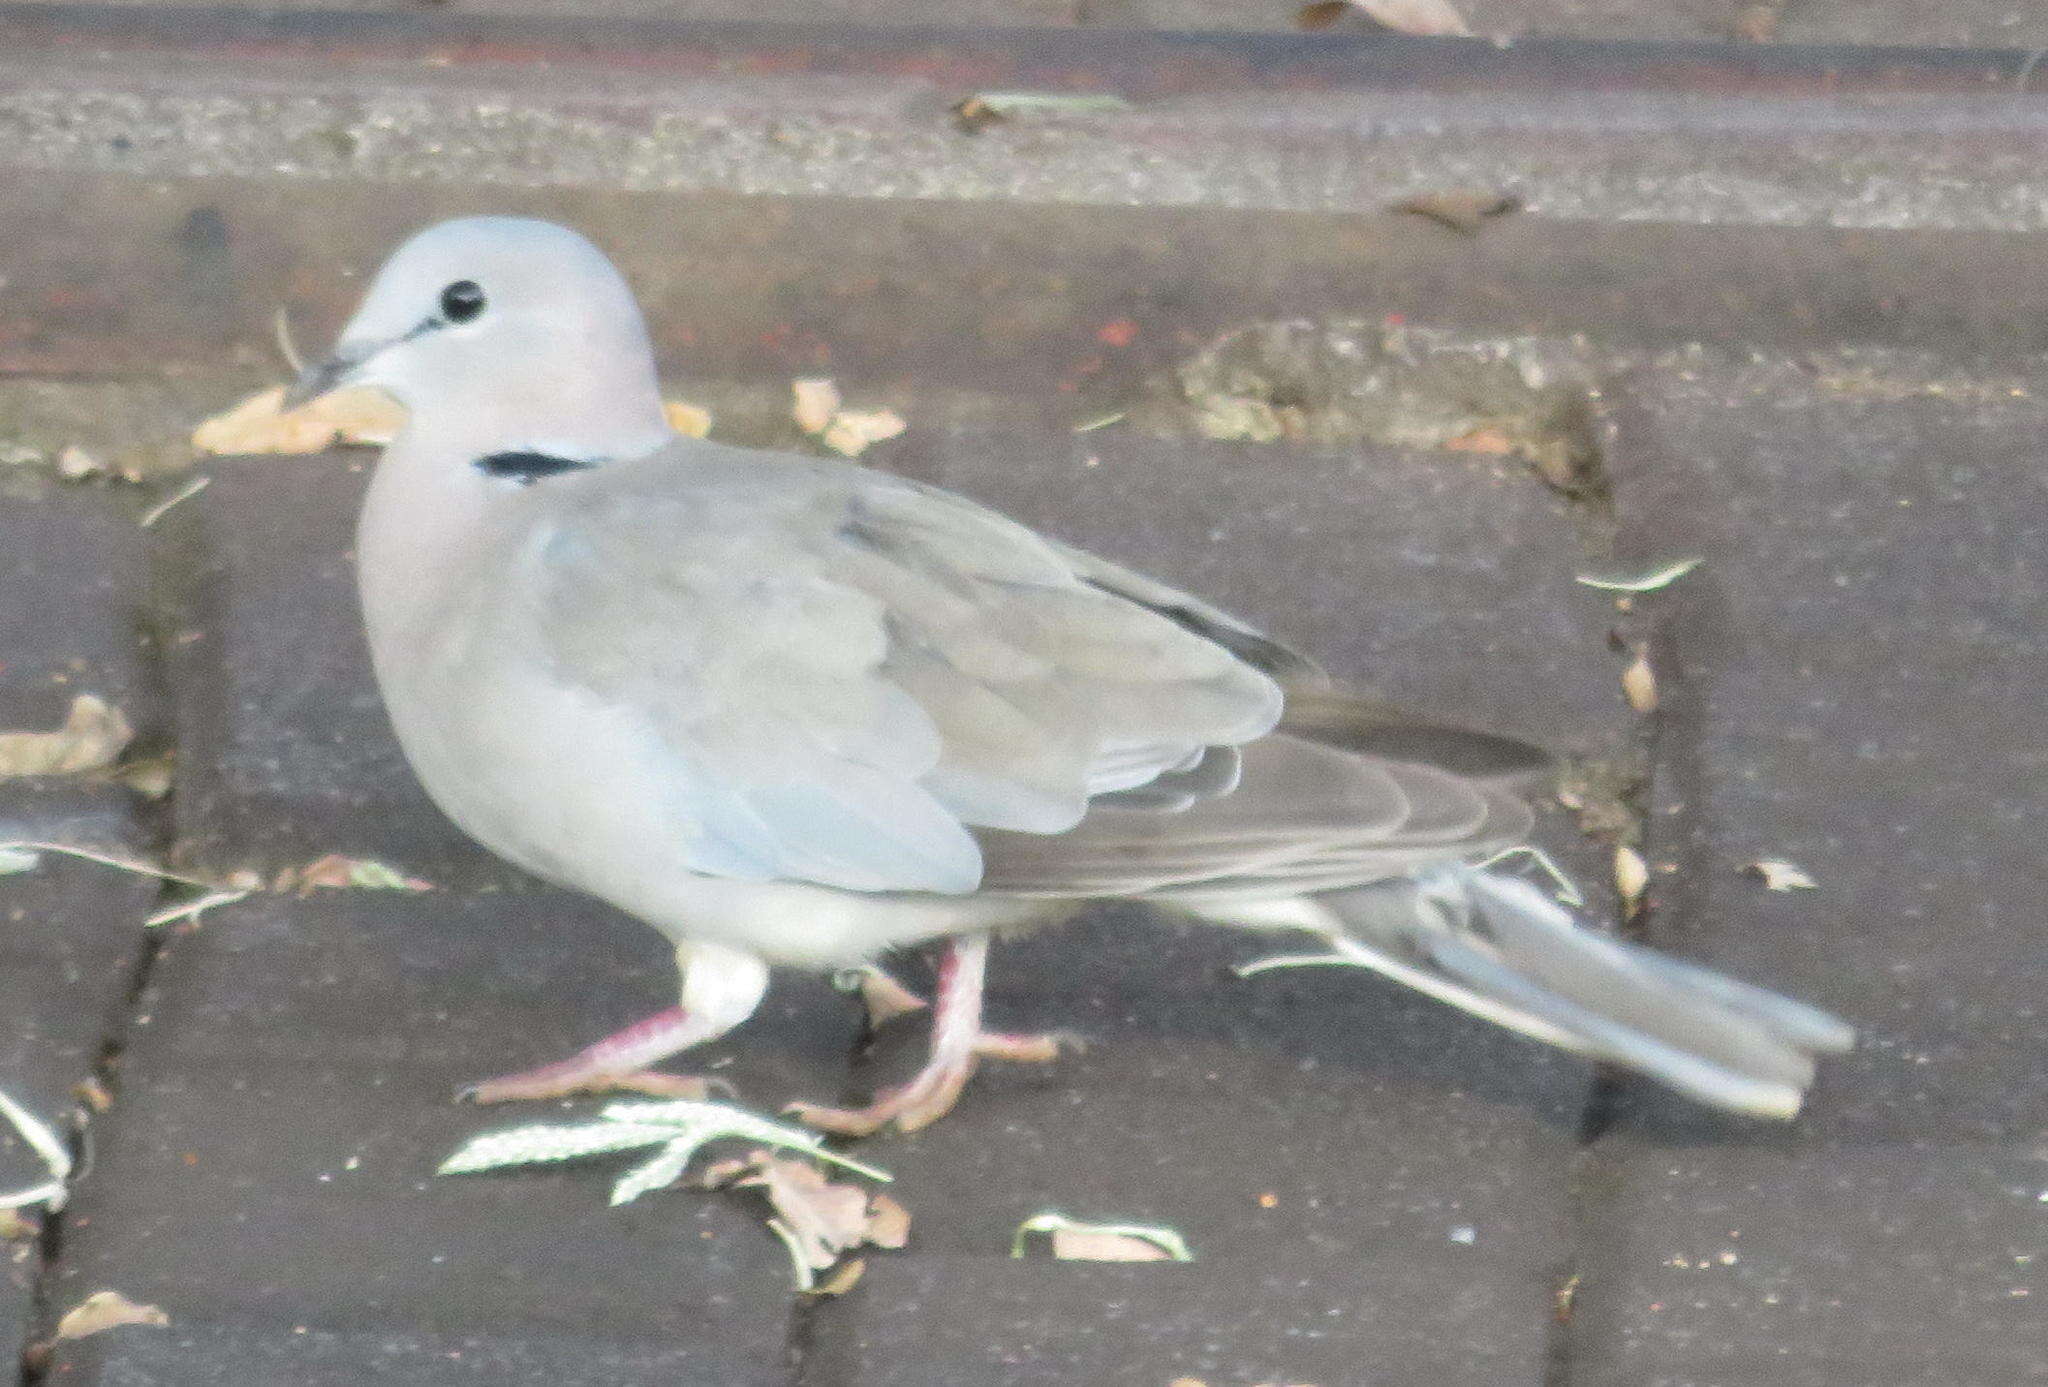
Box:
[1570,350,2048,1384]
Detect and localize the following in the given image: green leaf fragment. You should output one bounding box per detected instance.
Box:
[437,1099,891,1205]
[437,1121,684,1175]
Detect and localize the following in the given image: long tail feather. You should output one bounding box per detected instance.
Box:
[1315,866,1854,1118]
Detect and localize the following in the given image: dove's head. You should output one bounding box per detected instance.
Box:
[289,216,672,461]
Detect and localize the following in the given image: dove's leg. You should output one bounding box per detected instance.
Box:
[462,941,769,1104]
[788,934,1073,1135]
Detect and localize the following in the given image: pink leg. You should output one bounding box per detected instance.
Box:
[461,941,770,1105]
[788,935,1076,1136]
[462,1007,730,1103]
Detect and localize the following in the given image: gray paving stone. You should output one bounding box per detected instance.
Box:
[47,887,858,1385]
[0,850,160,1375]
[1572,1145,2044,1387]
[154,451,498,878]
[809,1251,1554,1387]
[0,458,165,1374]
[0,468,157,740]
[1568,351,2048,1383]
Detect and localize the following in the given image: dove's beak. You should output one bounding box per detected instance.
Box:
[283,346,370,411]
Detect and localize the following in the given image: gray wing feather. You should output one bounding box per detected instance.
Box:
[524,443,1283,894]
[978,723,1536,900]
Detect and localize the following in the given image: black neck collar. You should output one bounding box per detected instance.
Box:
[473,450,600,485]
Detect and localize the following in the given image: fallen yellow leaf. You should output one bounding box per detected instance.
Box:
[191,385,404,456]
[792,379,843,436]
[664,400,714,439]
[55,1290,168,1341]
[1621,647,1658,714]
[1613,844,1649,914]
[1347,0,1471,35]
[822,409,907,458]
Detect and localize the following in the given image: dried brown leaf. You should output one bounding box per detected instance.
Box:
[1442,425,1516,455]
[864,1192,912,1249]
[663,401,714,439]
[738,1155,876,1271]
[1397,192,1521,233]
[55,1290,168,1341]
[191,385,404,456]
[0,695,133,780]
[791,379,842,436]
[1050,1227,1177,1261]
[1347,0,1471,36]
[72,1077,113,1113]
[292,854,433,895]
[1621,647,1658,714]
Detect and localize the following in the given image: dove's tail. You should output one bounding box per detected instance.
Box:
[1303,866,1856,1118]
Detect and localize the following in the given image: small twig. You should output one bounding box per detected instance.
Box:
[138,475,210,529]
[1232,950,1354,979]
[1474,844,1586,908]
[0,840,219,891]
[1574,557,1702,593]
[765,1218,817,1291]
[144,887,254,929]
[272,306,306,376]
[1071,410,1126,433]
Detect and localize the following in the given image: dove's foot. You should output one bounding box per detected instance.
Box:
[458,1004,738,1104]
[459,944,772,1105]
[790,935,1078,1136]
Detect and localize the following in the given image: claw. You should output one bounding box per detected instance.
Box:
[791,937,1075,1136]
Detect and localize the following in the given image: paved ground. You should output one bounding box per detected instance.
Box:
[2,7,2047,1387]
[17,0,2048,48]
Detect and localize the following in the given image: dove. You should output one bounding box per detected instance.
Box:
[285,215,1853,1134]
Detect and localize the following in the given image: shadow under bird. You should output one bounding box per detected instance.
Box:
[285,216,1854,1135]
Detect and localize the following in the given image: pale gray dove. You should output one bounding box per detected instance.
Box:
[285,216,1852,1134]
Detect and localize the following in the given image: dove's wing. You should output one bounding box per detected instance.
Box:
[975,702,1541,901]
[523,442,1285,896]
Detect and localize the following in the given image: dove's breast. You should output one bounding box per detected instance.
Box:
[358,457,1035,965]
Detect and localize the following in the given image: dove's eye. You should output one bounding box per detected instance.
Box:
[440,280,486,323]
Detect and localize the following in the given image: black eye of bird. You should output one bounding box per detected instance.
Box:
[439,279,486,323]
